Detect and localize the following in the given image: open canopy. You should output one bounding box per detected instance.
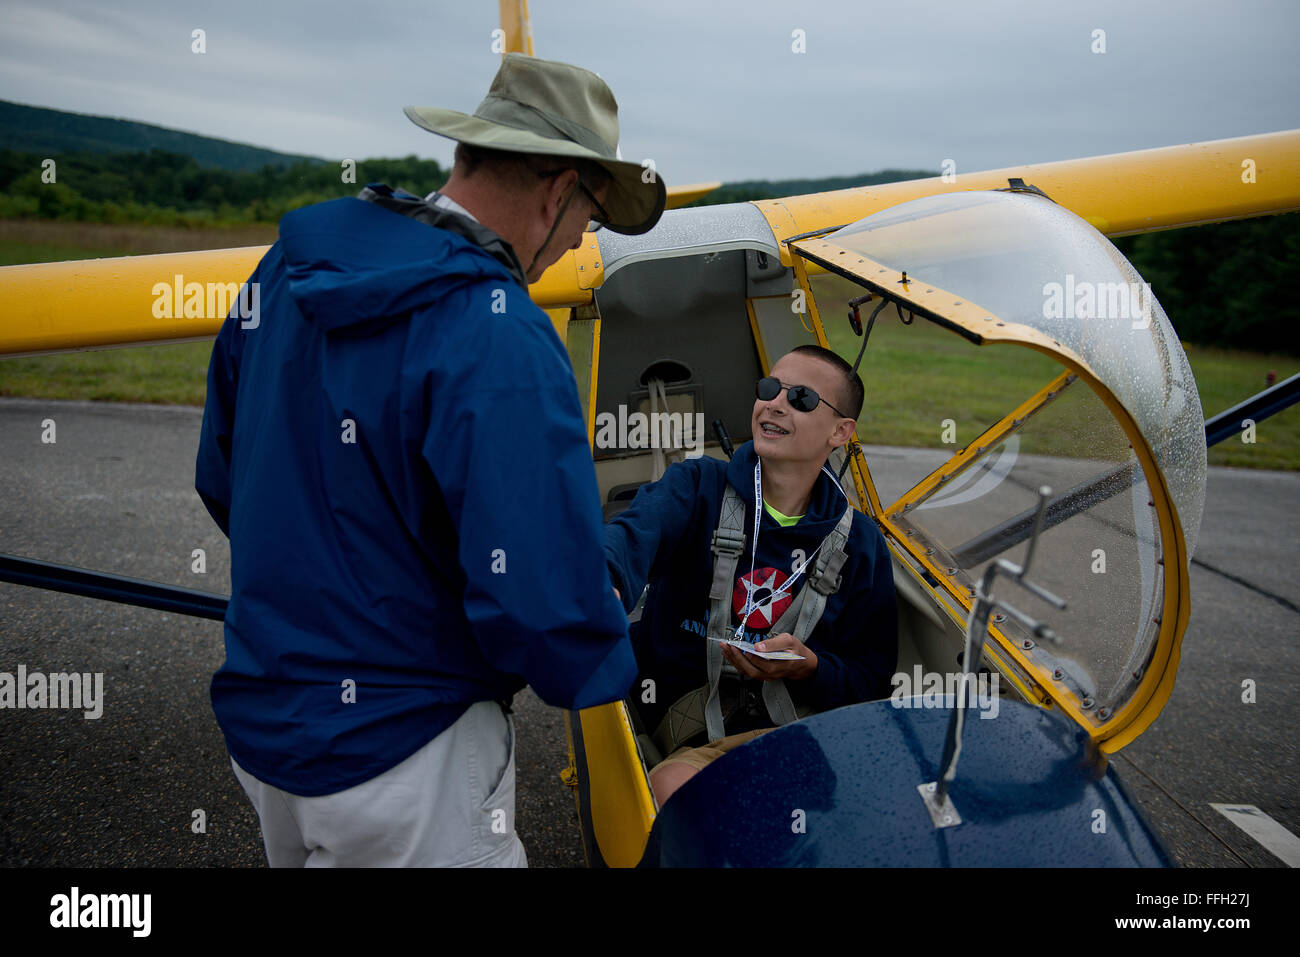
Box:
[792,189,1207,749]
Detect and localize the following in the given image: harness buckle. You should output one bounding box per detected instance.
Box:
[811,571,843,596]
[711,528,745,557]
[809,530,849,595]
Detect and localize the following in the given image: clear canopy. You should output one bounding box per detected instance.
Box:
[811,190,1208,719]
[824,190,1206,558]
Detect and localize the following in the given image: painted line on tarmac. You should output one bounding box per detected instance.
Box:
[1192,557,1299,614]
[1113,754,1250,866]
[1210,803,1300,867]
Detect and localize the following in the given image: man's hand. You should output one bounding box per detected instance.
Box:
[721,633,818,681]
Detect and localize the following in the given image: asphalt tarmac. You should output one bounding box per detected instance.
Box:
[0,398,1295,867]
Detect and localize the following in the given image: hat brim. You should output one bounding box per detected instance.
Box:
[405,106,666,236]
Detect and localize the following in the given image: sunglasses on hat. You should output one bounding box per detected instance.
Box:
[755,376,850,418]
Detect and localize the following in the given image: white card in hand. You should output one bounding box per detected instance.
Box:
[707,636,805,660]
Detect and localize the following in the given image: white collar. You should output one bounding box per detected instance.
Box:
[426,191,479,223]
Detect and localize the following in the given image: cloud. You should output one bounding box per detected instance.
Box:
[2,0,1296,183]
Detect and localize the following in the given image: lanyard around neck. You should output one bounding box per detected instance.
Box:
[732,458,849,639]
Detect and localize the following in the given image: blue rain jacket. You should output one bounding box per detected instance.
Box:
[196,192,635,796]
[604,441,898,737]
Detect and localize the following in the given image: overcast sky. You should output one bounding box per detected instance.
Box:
[2,0,1297,185]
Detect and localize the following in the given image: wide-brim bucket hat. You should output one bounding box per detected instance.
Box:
[405,54,666,235]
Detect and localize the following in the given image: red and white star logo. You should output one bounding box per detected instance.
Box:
[733,566,792,629]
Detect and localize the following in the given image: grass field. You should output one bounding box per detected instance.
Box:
[2,220,1297,469]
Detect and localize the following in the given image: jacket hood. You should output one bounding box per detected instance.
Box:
[725,441,852,537]
[277,195,518,330]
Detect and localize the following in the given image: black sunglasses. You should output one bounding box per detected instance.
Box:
[755,377,850,418]
[535,168,609,231]
[576,180,610,229]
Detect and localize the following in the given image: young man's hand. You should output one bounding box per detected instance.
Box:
[722,633,818,681]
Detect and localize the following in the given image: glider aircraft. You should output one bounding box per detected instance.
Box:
[2,0,1299,867]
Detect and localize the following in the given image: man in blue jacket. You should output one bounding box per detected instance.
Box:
[196,55,665,866]
[605,346,898,806]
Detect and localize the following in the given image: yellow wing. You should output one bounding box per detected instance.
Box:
[666,182,721,208]
[2,132,1297,355]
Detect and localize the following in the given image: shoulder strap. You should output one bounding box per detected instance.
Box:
[702,484,746,742]
[761,505,855,727]
[656,500,855,751]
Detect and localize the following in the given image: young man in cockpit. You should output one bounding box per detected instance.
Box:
[604,345,898,806]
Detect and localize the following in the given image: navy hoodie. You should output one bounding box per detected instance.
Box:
[604,442,898,737]
[196,192,635,796]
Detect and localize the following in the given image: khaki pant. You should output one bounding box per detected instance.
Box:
[650,727,773,775]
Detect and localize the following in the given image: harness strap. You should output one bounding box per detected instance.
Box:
[811,505,853,597]
[653,490,856,755]
[703,485,747,742]
[760,504,854,727]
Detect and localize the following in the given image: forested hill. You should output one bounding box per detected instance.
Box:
[0,100,935,225]
[2,100,934,194]
[0,100,324,172]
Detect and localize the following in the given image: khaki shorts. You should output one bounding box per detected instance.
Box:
[232,700,526,867]
[650,727,774,775]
